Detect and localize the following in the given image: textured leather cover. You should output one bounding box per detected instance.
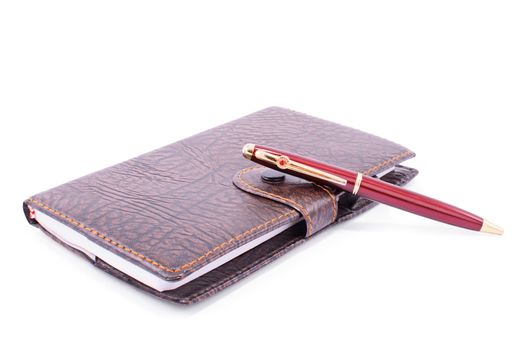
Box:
[23,107,418,304]
[233,166,339,237]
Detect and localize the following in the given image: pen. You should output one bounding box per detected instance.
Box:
[242,144,503,234]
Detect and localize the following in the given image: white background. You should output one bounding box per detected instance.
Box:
[1,1,523,349]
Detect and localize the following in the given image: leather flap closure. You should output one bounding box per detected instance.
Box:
[233,166,338,237]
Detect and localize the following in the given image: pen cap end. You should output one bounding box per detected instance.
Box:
[242,143,255,160]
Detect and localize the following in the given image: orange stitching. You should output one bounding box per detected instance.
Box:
[364,150,413,176]
[312,183,338,222]
[28,148,412,275]
[28,198,296,274]
[237,166,313,236]
[239,166,337,226]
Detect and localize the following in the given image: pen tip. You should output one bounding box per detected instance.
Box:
[480,220,504,235]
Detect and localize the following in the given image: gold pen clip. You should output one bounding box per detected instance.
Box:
[243,144,347,186]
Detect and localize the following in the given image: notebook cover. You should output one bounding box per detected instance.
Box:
[23,107,418,303]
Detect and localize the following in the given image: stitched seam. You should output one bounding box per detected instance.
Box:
[237,166,313,236]
[28,198,296,274]
[185,164,416,302]
[364,150,413,176]
[312,183,338,223]
[184,235,304,302]
[28,148,412,276]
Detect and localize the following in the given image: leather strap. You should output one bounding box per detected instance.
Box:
[233,166,338,237]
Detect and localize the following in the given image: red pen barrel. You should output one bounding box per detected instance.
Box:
[243,143,501,234]
[347,176,484,231]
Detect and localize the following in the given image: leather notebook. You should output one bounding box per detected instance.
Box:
[23,107,418,304]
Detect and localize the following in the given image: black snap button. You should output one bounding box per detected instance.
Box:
[261,169,285,183]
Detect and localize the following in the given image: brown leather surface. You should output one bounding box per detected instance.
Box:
[27,165,417,304]
[233,166,338,237]
[23,106,417,303]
